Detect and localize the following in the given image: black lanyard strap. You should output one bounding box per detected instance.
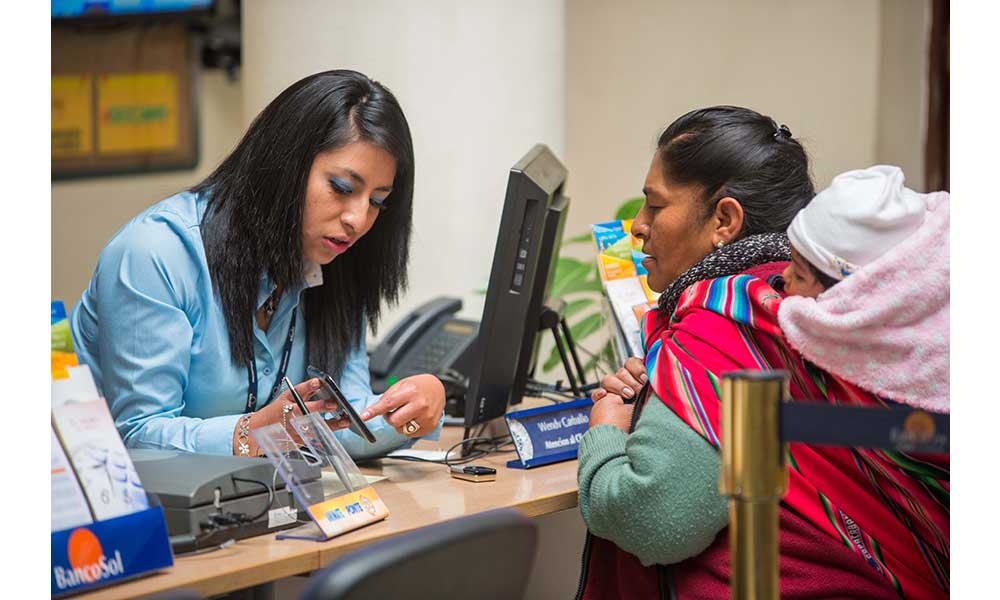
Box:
[245,310,298,413]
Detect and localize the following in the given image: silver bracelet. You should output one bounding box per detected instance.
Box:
[237,413,254,456]
[281,401,295,431]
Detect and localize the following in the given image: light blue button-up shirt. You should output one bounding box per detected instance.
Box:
[70,190,441,458]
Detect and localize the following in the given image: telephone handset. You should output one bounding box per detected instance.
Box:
[369,296,479,398]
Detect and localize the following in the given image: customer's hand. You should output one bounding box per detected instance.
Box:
[588,393,634,433]
[592,357,647,402]
[361,374,445,437]
[233,378,348,455]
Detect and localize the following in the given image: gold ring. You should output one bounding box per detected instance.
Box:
[403,420,421,435]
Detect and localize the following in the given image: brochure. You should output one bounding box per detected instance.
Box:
[51,300,78,379]
[51,366,149,521]
[591,219,659,357]
[51,426,94,532]
[51,364,100,408]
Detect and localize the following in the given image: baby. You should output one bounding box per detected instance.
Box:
[782,165,927,298]
[777,165,950,412]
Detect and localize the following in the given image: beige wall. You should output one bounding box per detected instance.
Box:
[876,0,931,191]
[51,71,243,305]
[564,0,888,239]
[51,0,931,319]
[242,0,566,335]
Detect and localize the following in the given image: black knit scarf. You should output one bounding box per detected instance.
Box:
[657,232,791,317]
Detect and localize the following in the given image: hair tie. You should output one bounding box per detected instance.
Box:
[773,123,792,139]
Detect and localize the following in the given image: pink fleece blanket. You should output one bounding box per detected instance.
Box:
[778,191,949,413]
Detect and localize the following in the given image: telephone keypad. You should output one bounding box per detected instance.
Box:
[409,330,468,375]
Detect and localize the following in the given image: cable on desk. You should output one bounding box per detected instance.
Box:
[172,475,278,556]
[231,475,275,523]
[387,433,515,467]
[524,379,599,401]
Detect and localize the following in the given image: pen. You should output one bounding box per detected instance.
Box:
[283,376,311,415]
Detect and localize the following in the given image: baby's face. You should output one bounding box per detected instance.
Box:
[782,248,827,298]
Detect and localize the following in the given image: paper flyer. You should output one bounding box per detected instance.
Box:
[52,365,101,408]
[51,389,149,521]
[592,220,659,357]
[51,426,94,532]
[52,300,79,379]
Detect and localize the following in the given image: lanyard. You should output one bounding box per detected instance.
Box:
[245,309,298,413]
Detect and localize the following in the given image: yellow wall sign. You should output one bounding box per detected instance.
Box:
[52,75,93,158]
[97,72,179,155]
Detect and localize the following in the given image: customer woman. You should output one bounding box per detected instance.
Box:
[70,70,446,459]
[576,106,949,599]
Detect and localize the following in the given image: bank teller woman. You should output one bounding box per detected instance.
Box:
[70,70,446,459]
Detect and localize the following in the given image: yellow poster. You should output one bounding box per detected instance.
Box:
[97,72,178,155]
[52,75,93,158]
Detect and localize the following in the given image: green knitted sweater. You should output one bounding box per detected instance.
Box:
[577,392,729,566]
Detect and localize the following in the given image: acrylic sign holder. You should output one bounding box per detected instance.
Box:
[252,413,388,541]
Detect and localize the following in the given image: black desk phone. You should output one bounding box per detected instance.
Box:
[369,297,479,409]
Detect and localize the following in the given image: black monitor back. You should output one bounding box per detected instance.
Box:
[464,145,569,427]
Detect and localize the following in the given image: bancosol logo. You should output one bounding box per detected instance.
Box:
[53,528,125,590]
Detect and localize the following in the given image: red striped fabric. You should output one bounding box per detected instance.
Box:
[643,272,949,599]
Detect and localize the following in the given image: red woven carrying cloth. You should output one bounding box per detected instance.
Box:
[640,271,949,599]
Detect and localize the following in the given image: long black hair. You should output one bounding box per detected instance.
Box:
[192,70,414,378]
[657,105,814,237]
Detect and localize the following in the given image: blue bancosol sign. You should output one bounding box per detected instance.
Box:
[505,398,593,469]
[52,506,173,596]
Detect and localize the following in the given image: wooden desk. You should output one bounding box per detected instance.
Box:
[78,419,580,599]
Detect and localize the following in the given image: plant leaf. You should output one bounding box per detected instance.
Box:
[542,348,564,372]
[615,197,645,221]
[555,276,604,296]
[550,259,597,298]
[562,232,594,245]
[582,340,618,377]
[562,298,596,319]
[569,312,606,340]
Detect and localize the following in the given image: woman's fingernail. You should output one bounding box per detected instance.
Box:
[622,387,634,398]
[640,373,648,383]
[313,379,321,389]
[361,411,370,420]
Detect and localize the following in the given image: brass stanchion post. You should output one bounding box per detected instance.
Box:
[719,371,788,600]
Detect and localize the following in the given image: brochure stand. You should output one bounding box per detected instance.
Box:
[252,413,388,541]
[50,304,174,597]
[52,505,174,597]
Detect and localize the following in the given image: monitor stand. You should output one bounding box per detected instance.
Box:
[534,299,589,397]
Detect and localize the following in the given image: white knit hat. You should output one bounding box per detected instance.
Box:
[787,165,927,281]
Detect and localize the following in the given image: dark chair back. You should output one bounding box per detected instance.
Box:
[300,508,538,600]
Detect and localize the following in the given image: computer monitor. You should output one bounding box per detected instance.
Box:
[464,144,569,428]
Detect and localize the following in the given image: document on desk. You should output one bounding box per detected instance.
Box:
[386,449,450,462]
[51,426,94,531]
